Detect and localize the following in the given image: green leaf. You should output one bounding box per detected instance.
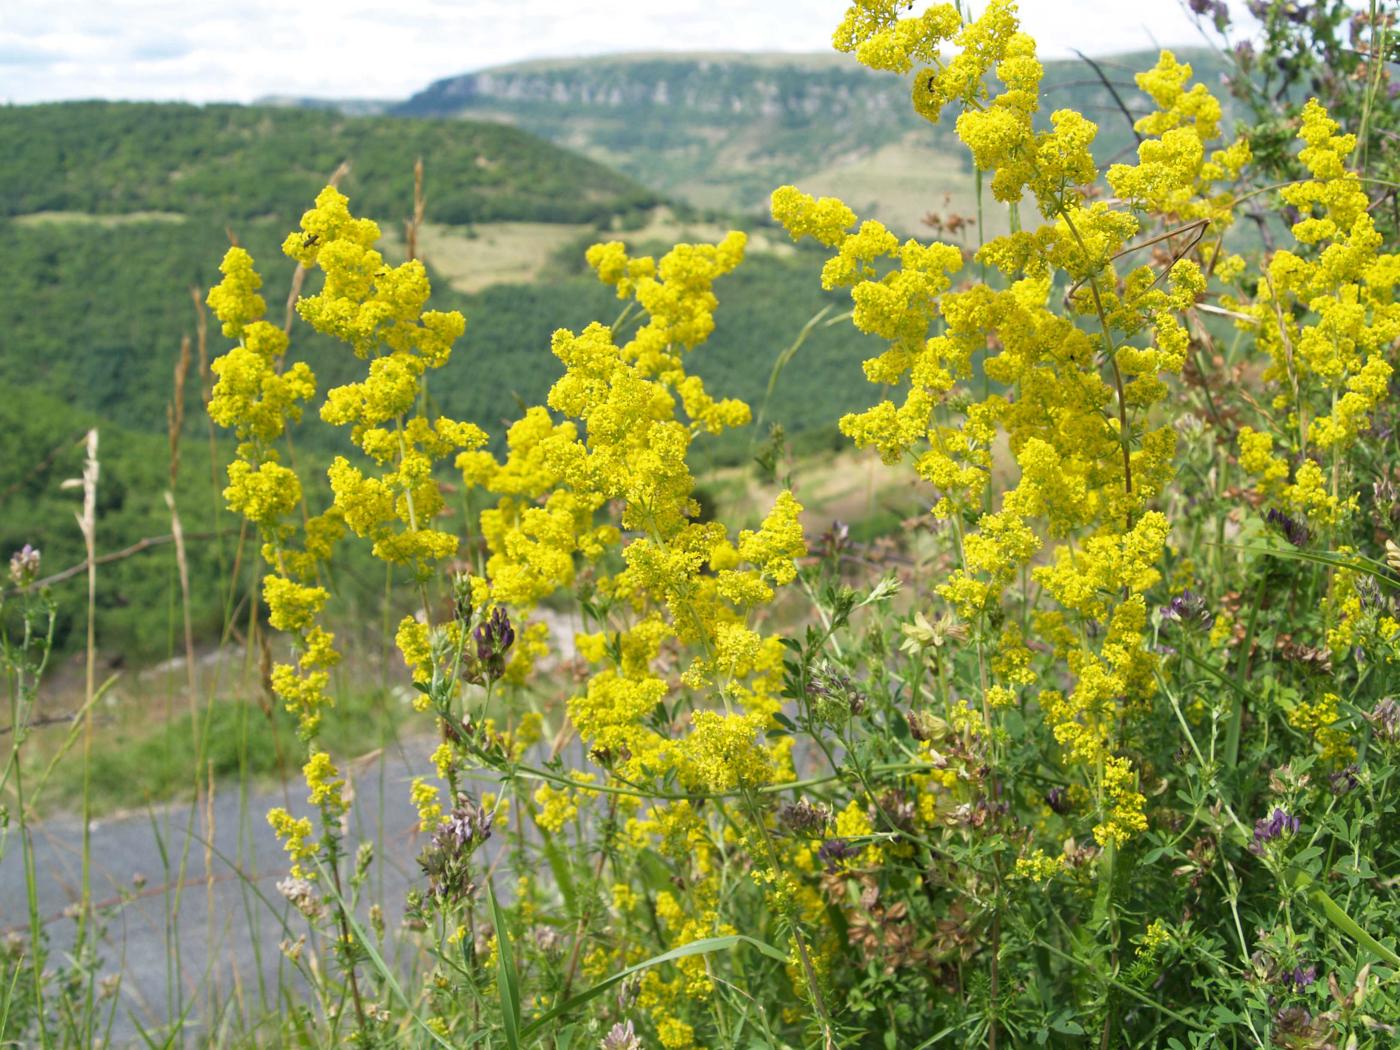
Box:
[488,883,522,1050]
[1288,866,1400,967]
[1227,542,1398,586]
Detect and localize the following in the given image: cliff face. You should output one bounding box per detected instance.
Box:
[400,56,914,128]
[395,55,946,215]
[391,49,1228,220]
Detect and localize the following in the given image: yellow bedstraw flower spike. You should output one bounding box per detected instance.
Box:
[1093,756,1149,848]
[303,752,347,814]
[262,576,328,633]
[267,808,317,879]
[1013,849,1066,882]
[206,246,267,338]
[770,186,856,247]
[410,776,443,830]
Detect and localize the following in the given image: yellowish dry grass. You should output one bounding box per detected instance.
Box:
[381,219,591,291]
[790,134,1010,240]
[380,207,795,294]
[13,210,188,226]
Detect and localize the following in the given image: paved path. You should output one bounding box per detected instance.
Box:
[1,609,594,1045]
[1,737,439,1046]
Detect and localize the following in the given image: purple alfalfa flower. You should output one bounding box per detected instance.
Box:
[1328,764,1360,795]
[817,837,859,872]
[433,797,492,853]
[474,606,515,679]
[1372,476,1399,525]
[1284,964,1317,991]
[419,797,493,902]
[776,799,831,836]
[1251,807,1301,853]
[1160,589,1215,631]
[818,519,851,561]
[1356,575,1386,613]
[1266,508,1312,548]
[1045,786,1071,815]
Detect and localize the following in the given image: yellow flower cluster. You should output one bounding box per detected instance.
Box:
[281,188,487,578]
[267,807,316,879]
[210,186,489,887]
[783,3,1255,853]
[1106,51,1250,224]
[1093,755,1149,848]
[207,251,316,446]
[532,775,596,834]
[448,230,812,1038]
[1287,692,1356,764]
[1013,848,1066,882]
[1231,101,1398,531]
[458,231,805,804]
[206,248,343,737]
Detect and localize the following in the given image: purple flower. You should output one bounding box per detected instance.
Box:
[1285,964,1317,991]
[1161,589,1215,631]
[1328,765,1360,794]
[1045,786,1071,814]
[819,520,851,560]
[817,838,859,871]
[474,607,515,679]
[601,1021,642,1050]
[1266,508,1312,548]
[1366,698,1399,744]
[1251,808,1300,852]
[776,799,831,836]
[1356,575,1386,613]
[433,798,492,853]
[419,797,493,901]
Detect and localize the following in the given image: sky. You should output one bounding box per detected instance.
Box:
[3,0,1242,105]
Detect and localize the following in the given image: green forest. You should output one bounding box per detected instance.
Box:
[1,102,883,660]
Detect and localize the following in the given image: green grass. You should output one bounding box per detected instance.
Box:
[36,687,413,817]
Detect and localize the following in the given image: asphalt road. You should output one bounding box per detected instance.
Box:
[1,737,439,1046]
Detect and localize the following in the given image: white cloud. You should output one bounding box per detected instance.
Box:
[3,0,1241,104]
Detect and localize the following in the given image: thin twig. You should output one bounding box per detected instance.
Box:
[1072,49,1144,144]
[11,530,222,595]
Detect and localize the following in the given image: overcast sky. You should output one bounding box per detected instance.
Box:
[4,0,1240,105]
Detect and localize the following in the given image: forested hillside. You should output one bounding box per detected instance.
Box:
[0,102,659,224]
[1,101,881,658]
